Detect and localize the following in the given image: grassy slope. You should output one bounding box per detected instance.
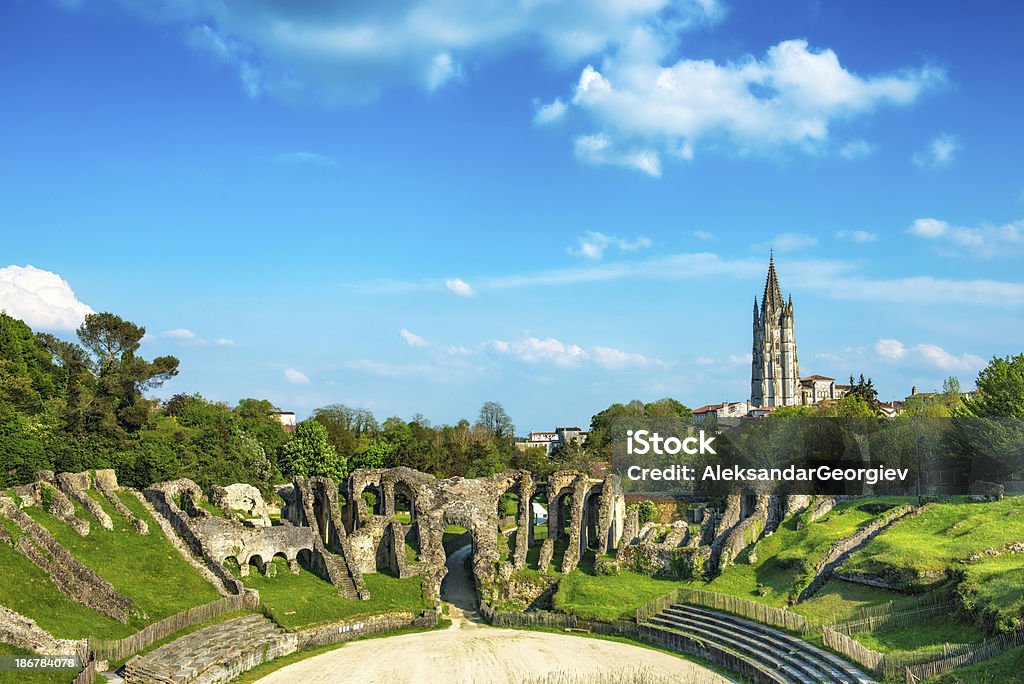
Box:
[0,644,78,684]
[928,644,1024,683]
[24,491,220,632]
[243,557,429,629]
[697,496,907,606]
[0,490,219,640]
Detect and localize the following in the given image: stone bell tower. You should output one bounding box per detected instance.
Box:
[751,254,799,408]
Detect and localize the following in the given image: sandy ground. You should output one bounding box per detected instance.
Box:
[256,544,729,684]
[255,619,730,684]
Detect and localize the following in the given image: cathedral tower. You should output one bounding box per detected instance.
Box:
[751,255,800,407]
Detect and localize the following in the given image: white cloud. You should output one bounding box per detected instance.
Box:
[492,336,587,367]
[574,133,662,177]
[533,98,568,126]
[728,353,753,366]
[908,217,1024,258]
[838,140,874,160]
[284,368,310,384]
[550,38,942,174]
[913,344,985,372]
[755,233,818,253]
[214,338,236,346]
[0,265,94,331]
[836,230,878,243]
[163,328,198,340]
[912,133,961,168]
[109,0,722,103]
[275,151,338,167]
[444,277,476,297]
[399,328,427,347]
[568,231,653,260]
[592,345,659,370]
[694,356,716,366]
[875,338,906,360]
[693,230,714,241]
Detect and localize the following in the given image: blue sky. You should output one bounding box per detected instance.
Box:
[2,0,1023,432]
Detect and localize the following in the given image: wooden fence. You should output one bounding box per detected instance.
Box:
[71,658,96,684]
[638,587,811,635]
[904,628,1024,682]
[88,592,259,663]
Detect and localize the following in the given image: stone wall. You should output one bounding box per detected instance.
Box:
[56,472,113,531]
[93,470,149,535]
[0,605,85,656]
[294,611,428,650]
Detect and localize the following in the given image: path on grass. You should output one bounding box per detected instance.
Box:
[254,618,730,684]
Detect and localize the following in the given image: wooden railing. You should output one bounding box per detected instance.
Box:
[638,587,811,635]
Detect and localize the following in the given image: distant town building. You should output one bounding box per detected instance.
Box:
[272,411,297,432]
[692,401,749,424]
[799,375,850,405]
[515,426,588,455]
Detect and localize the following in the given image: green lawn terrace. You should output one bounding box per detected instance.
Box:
[0,483,220,641]
[229,557,429,630]
[842,496,1024,631]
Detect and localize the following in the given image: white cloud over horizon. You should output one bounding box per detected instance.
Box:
[399,328,427,347]
[491,334,662,370]
[284,368,310,384]
[873,337,984,372]
[0,265,94,331]
[836,230,878,243]
[909,217,1024,258]
[568,231,653,259]
[547,38,943,175]
[444,277,475,297]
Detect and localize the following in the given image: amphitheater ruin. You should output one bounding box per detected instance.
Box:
[0,467,882,684]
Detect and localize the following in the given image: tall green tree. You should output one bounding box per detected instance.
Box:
[75,312,179,434]
[279,419,347,482]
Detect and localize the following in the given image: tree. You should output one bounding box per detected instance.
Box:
[477,401,514,440]
[279,420,347,481]
[961,354,1024,418]
[75,312,179,433]
[846,374,880,412]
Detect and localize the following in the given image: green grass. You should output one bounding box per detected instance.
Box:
[554,553,682,621]
[927,644,1024,683]
[0,491,219,639]
[851,613,983,654]
[24,492,221,631]
[394,511,411,524]
[958,553,1024,631]
[243,557,430,629]
[844,497,1024,586]
[695,496,909,605]
[790,579,909,625]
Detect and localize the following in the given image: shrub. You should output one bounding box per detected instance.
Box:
[637,500,659,525]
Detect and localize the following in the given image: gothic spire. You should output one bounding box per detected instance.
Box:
[762,253,783,313]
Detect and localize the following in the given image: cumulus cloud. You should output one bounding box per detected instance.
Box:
[490,335,662,370]
[692,230,714,241]
[913,344,985,372]
[836,230,878,243]
[491,336,586,367]
[163,328,198,340]
[533,98,568,126]
[445,277,476,297]
[592,346,659,370]
[284,368,310,384]
[399,328,427,347]
[875,338,906,360]
[912,133,961,168]
[908,217,1024,258]
[545,38,942,174]
[568,231,653,260]
[0,265,94,331]
[102,0,721,103]
[214,338,236,346]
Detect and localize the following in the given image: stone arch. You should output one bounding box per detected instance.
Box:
[247,553,267,576]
